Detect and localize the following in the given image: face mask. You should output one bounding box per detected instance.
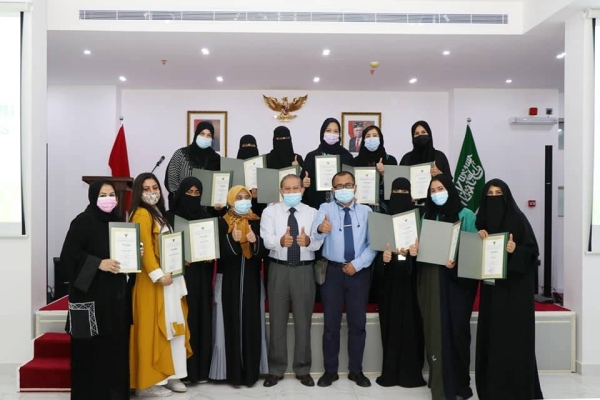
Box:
[334,188,355,204]
[142,191,160,206]
[364,137,380,152]
[431,191,449,206]
[97,197,117,213]
[195,135,212,149]
[323,133,340,145]
[234,199,252,215]
[413,135,431,148]
[282,193,302,208]
[485,196,506,233]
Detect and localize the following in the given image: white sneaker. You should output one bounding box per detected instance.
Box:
[166,379,187,393]
[135,385,173,397]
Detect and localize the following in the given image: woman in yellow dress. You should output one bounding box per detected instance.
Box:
[129,172,192,397]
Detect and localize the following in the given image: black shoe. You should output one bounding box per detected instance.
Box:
[317,372,339,387]
[263,374,283,387]
[348,371,371,387]
[296,374,315,387]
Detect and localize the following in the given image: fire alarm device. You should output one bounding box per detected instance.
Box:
[528,200,536,207]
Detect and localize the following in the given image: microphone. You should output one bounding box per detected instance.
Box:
[151,156,165,174]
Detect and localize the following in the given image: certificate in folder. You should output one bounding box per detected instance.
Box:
[368,209,420,252]
[315,155,340,192]
[109,222,141,273]
[221,156,266,189]
[383,163,433,200]
[416,218,463,266]
[192,169,232,207]
[159,231,185,277]
[174,216,220,263]
[220,158,245,187]
[342,165,379,205]
[457,231,508,280]
[257,166,301,204]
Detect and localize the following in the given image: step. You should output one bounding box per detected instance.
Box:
[19,357,71,390]
[34,333,70,359]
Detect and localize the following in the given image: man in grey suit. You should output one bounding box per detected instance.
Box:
[260,174,324,387]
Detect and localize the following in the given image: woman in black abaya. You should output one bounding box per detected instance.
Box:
[475,179,543,400]
[266,126,304,169]
[375,178,426,388]
[236,135,260,160]
[60,180,129,400]
[166,176,214,384]
[399,120,453,180]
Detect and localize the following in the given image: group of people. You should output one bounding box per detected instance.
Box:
[60,116,543,400]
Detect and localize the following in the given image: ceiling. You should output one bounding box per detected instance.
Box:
[47,22,565,91]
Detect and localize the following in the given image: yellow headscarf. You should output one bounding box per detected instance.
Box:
[223,185,260,259]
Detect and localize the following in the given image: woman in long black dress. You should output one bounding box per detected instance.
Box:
[60,180,129,400]
[266,125,304,169]
[376,177,426,388]
[475,179,543,400]
[236,134,260,160]
[166,176,214,384]
[209,185,268,387]
[399,120,453,180]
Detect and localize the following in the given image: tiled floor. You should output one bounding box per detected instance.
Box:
[6,372,600,399]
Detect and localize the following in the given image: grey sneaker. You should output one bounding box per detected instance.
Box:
[135,385,173,397]
[166,379,187,392]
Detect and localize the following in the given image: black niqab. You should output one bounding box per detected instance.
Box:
[354,125,386,165]
[388,178,414,215]
[237,135,259,160]
[267,126,296,168]
[406,121,436,164]
[171,177,211,221]
[423,174,463,223]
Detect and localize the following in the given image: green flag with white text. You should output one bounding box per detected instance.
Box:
[454,125,485,212]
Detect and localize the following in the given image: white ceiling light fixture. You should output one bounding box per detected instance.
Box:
[201,48,210,55]
[216,76,224,82]
[409,78,418,84]
[505,79,512,84]
[313,76,320,83]
[119,76,127,82]
[83,49,91,55]
[556,52,566,59]
[322,49,331,56]
[442,50,450,56]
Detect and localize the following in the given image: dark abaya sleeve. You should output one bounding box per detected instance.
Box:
[59,213,101,293]
[300,150,318,208]
[434,151,453,181]
[507,217,539,275]
[294,154,305,168]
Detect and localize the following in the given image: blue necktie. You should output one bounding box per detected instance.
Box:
[287,208,300,263]
[343,207,355,262]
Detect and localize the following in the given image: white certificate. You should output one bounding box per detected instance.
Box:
[315,155,340,191]
[355,168,378,205]
[410,162,434,199]
[160,232,184,277]
[243,156,264,189]
[109,223,141,273]
[448,221,462,262]
[212,172,231,206]
[392,210,419,251]
[190,220,217,261]
[483,234,506,278]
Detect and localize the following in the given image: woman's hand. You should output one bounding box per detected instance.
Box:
[445,260,456,269]
[232,223,242,242]
[159,274,173,286]
[99,259,120,274]
[478,230,489,239]
[383,243,392,263]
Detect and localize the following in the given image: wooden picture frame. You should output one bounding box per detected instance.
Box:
[341,112,382,155]
[187,111,228,156]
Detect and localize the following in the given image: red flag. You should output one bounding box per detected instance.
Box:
[108,125,131,211]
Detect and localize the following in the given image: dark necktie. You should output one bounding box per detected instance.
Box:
[287,207,300,263]
[343,207,355,262]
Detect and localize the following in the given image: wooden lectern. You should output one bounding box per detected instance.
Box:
[82,176,133,221]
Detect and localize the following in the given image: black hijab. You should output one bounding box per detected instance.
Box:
[405,121,436,164]
[237,135,259,160]
[354,125,386,166]
[424,174,463,223]
[317,117,345,155]
[85,180,119,223]
[267,126,296,169]
[388,178,414,215]
[476,179,539,254]
[171,177,211,221]
[185,121,220,168]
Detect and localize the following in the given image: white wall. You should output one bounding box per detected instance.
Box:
[450,88,560,294]
[47,86,118,287]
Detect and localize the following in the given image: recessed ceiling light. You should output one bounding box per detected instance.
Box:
[556,52,566,59]
[409,78,418,84]
[505,79,512,84]
[201,48,210,55]
[216,76,224,82]
[119,76,127,82]
[313,76,320,83]
[322,49,330,56]
[83,49,91,55]
[442,50,450,56]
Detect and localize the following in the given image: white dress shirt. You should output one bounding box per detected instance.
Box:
[260,201,324,261]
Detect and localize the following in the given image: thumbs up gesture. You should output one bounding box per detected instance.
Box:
[232,223,242,242]
[318,213,332,234]
[409,237,419,257]
[297,226,311,247]
[383,243,392,263]
[376,157,385,175]
[302,171,311,188]
[292,155,300,166]
[246,225,257,244]
[507,233,516,253]
[280,226,294,247]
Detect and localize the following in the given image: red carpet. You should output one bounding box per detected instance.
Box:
[19,332,70,391]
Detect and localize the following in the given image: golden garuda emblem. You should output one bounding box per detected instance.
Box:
[263,95,308,122]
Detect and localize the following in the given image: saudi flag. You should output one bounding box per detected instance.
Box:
[454,125,485,212]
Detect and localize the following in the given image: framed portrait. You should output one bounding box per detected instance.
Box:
[341,112,382,154]
[187,111,228,156]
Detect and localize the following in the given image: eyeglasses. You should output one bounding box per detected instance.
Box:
[333,183,355,190]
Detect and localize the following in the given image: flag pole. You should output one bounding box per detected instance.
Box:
[120,116,124,126]
[467,117,471,125]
